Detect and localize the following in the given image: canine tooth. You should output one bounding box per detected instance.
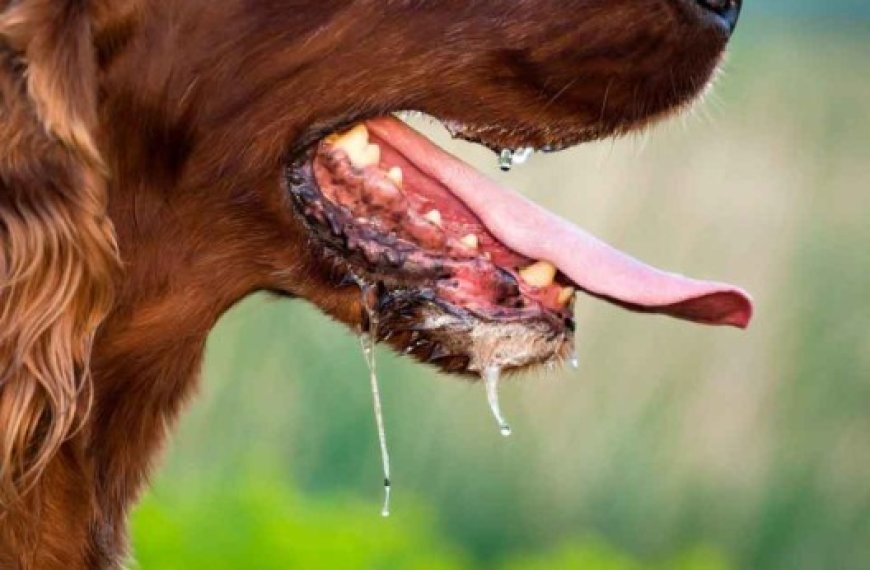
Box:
[330,123,369,149]
[387,166,403,187]
[557,286,576,306]
[519,260,557,288]
[459,234,479,249]
[423,209,442,226]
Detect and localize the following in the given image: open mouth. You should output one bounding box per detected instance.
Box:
[286,115,753,374]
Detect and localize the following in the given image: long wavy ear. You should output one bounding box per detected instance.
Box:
[0,0,118,507]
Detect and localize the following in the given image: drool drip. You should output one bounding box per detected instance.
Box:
[482,365,512,437]
[567,346,580,370]
[359,283,392,517]
[498,149,513,172]
[498,147,534,171]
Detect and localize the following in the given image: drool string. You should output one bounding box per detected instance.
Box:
[482,365,512,437]
[359,283,392,517]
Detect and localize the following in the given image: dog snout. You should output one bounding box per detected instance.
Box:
[694,0,742,33]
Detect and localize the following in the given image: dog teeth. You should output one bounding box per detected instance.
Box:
[519,260,556,288]
[459,233,479,249]
[387,166,403,187]
[329,124,381,169]
[557,286,576,307]
[329,123,368,149]
[423,209,442,226]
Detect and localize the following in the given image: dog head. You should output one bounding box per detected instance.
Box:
[0,0,747,503]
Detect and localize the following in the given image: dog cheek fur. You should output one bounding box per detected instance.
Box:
[0,0,119,561]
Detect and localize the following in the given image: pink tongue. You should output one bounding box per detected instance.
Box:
[368,118,753,328]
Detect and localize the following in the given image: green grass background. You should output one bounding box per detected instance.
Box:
[130,9,870,570]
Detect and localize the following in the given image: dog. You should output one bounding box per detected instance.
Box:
[0,0,749,567]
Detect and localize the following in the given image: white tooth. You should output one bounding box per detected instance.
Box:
[347,143,380,169]
[364,144,382,167]
[557,286,575,307]
[387,166,403,187]
[329,123,369,151]
[519,260,557,288]
[459,233,479,249]
[330,125,381,168]
[423,209,442,226]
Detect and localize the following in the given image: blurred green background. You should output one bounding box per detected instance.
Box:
[131,4,870,570]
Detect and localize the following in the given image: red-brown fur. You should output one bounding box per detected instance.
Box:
[0,1,734,567]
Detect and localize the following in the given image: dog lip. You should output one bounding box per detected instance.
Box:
[437,117,603,156]
[295,108,610,166]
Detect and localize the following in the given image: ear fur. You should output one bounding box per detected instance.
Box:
[0,0,118,507]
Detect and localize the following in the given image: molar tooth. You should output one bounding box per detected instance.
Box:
[519,260,557,288]
[423,209,442,226]
[387,166,403,187]
[459,233,479,249]
[557,286,576,307]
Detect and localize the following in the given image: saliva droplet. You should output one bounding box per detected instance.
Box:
[568,347,580,370]
[482,365,512,437]
[499,148,535,171]
[511,147,534,165]
[381,479,391,518]
[498,149,513,172]
[358,282,392,517]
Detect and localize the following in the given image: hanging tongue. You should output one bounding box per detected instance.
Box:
[367,118,753,328]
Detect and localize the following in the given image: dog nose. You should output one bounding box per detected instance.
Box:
[695,0,742,32]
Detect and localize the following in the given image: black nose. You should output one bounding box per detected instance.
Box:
[696,0,742,32]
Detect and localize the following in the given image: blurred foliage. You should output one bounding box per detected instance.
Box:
[133,474,468,570]
[505,540,733,570]
[133,476,732,570]
[131,13,870,570]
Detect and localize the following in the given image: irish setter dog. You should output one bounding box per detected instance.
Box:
[0,0,749,567]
